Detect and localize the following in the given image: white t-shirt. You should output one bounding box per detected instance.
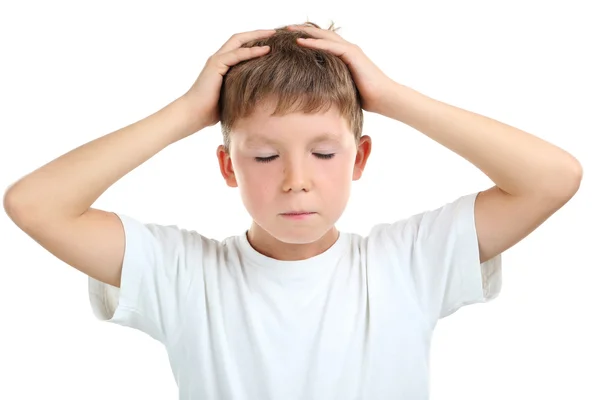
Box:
[89,192,502,399]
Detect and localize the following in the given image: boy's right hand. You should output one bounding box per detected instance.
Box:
[182,29,276,130]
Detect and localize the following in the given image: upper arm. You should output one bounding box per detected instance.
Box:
[6,203,125,288]
[474,185,577,263]
[372,192,504,325]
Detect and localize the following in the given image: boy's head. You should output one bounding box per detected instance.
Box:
[216,22,372,247]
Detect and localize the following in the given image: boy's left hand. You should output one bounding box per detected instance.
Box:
[288,24,396,115]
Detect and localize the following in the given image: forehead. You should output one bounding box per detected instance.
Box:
[231,102,351,147]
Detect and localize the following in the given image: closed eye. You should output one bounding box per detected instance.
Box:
[314,153,335,160]
[255,155,278,163]
[254,153,335,163]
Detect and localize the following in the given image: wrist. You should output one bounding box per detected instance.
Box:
[173,95,209,134]
[381,83,429,123]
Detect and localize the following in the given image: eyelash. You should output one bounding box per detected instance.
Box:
[255,153,335,163]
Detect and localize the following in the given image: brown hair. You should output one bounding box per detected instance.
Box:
[218,21,364,151]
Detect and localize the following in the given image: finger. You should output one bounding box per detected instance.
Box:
[287,25,344,43]
[217,29,277,54]
[296,38,355,62]
[213,45,271,75]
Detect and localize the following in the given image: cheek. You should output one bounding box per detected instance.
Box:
[242,165,274,185]
[235,161,278,201]
[315,154,355,181]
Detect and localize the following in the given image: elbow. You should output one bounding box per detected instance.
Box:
[3,185,20,219]
[564,156,583,197]
[547,156,583,202]
[4,186,24,223]
[3,184,39,224]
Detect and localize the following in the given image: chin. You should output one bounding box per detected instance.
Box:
[268,224,332,245]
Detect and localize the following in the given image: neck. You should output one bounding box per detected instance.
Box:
[246,223,339,261]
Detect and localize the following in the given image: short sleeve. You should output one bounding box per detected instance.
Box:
[88,213,202,344]
[375,192,502,328]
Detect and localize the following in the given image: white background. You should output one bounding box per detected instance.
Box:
[1,1,598,399]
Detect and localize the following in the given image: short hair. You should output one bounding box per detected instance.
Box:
[219,21,364,151]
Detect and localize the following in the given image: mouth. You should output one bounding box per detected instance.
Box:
[280,211,316,219]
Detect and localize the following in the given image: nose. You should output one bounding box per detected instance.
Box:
[281,157,312,192]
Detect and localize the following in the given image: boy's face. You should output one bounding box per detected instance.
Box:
[217,102,371,248]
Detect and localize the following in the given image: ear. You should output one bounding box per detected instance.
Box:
[217,145,238,187]
[352,135,372,181]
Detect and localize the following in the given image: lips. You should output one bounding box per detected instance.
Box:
[281,211,315,215]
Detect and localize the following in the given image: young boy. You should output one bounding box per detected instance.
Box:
[4,22,582,399]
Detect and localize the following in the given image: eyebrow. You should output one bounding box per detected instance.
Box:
[243,132,342,147]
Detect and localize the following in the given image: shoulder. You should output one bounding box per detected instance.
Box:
[88,215,231,322]
[365,193,479,247]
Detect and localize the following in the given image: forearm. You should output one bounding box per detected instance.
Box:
[5,96,201,220]
[383,83,582,197]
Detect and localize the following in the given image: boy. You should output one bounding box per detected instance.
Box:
[3,22,582,399]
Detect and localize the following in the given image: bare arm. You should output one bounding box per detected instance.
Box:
[381,83,582,263]
[4,97,201,286]
[5,97,199,220]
